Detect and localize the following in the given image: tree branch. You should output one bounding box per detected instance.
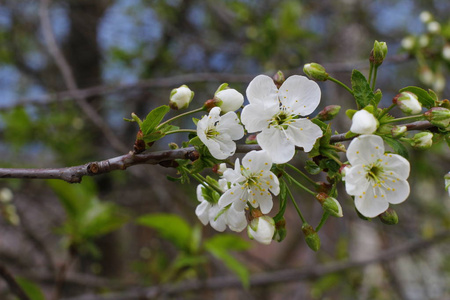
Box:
[61,230,450,300]
[0,121,434,183]
[0,262,31,300]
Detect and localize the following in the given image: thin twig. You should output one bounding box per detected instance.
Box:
[61,230,450,300]
[38,0,128,153]
[0,262,31,300]
[0,121,435,183]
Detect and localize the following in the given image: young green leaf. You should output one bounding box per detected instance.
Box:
[383,136,409,159]
[137,213,193,251]
[273,180,287,222]
[16,277,46,300]
[399,87,435,108]
[351,70,375,109]
[141,105,170,135]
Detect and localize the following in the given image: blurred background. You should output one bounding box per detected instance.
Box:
[0,0,449,299]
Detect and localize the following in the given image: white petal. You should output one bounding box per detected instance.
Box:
[347,135,384,165]
[241,150,272,173]
[225,208,247,232]
[257,127,295,164]
[195,201,211,225]
[217,111,244,140]
[279,75,321,116]
[246,75,279,107]
[345,165,371,195]
[266,171,280,195]
[354,187,389,218]
[350,110,378,135]
[209,205,227,232]
[382,178,410,204]
[241,103,278,133]
[382,154,410,180]
[286,118,323,152]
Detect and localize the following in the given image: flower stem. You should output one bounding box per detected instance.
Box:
[326,144,346,153]
[315,212,330,232]
[184,167,224,194]
[165,129,197,135]
[378,103,396,119]
[285,164,320,188]
[158,107,205,129]
[322,150,343,166]
[282,171,316,196]
[284,180,306,223]
[368,63,374,85]
[371,66,379,90]
[328,76,354,96]
[193,172,224,194]
[381,114,425,124]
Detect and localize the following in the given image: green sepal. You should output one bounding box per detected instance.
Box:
[345,131,358,139]
[192,117,199,126]
[345,109,357,120]
[214,83,229,95]
[189,136,203,146]
[351,70,375,109]
[305,160,321,175]
[399,86,435,108]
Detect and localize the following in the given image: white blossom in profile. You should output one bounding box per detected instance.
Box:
[350,110,378,135]
[197,107,244,159]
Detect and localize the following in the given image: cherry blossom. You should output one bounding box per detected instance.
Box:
[219,150,279,214]
[197,107,244,159]
[241,75,323,164]
[344,135,410,218]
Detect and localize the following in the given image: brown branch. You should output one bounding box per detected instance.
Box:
[39,0,128,153]
[0,121,435,183]
[1,54,412,112]
[0,262,31,300]
[61,230,450,300]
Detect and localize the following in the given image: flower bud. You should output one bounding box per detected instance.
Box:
[391,125,407,138]
[424,107,450,129]
[169,85,194,110]
[213,83,244,113]
[350,110,379,135]
[393,92,422,115]
[0,188,13,203]
[419,66,434,85]
[303,63,329,81]
[273,70,285,88]
[411,132,433,149]
[433,73,445,93]
[316,193,343,217]
[442,44,450,61]
[247,215,275,245]
[301,223,320,251]
[401,36,415,51]
[370,40,388,66]
[420,11,433,23]
[273,218,287,242]
[317,105,341,121]
[418,35,430,48]
[427,21,441,34]
[445,172,450,196]
[245,134,258,144]
[213,163,227,175]
[378,208,398,225]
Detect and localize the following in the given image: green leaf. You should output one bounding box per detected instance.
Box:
[351,70,374,109]
[141,105,170,135]
[373,89,383,106]
[137,213,193,250]
[189,136,203,146]
[204,235,250,287]
[382,136,409,159]
[16,277,46,300]
[399,86,435,108]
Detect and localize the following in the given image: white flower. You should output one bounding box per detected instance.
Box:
[169,85,194,110]
[445,172,450,197]
[420,11,432,23]
[247,215,275,245]
[214,88,244,113]
[345,135,410,218]
[411,132,433,149]
[401,36,415,50]
[219,150,280,214]
[427,21,441,33]
[241,75,323,164]
[197,107,244,159]
[442,44,450,61]
[195,181,247,232]
[394,92,422,115]
[350,110,378,135]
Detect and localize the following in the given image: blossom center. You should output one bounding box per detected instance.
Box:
[269,110,295,129]
[205,123,219,139]
[365,163,384,183]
